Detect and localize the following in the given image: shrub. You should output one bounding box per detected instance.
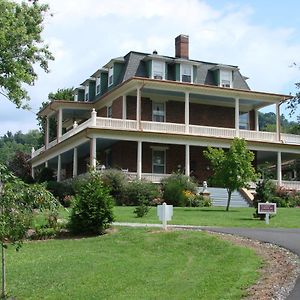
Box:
[123,179,160,206]
[161,173,197,207]
[46,181,75,205]
[69,171,114,235]
[101,169,127,205]
[37,167,55,182]
[133,196,151,218]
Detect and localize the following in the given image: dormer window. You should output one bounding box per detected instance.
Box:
[152,61,165,80]
[181,64,192,83]
[108,66,114,87]
[96,76,101,95]
[84,85,89,101]
[220,70,232,88]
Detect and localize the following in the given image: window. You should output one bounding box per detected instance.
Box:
[84,85,89,101]
[108,66,114,87]
[74,93,78,102]
[181,64,192,83]
[220,70,232,88]
[96,76,101,95]
[107,105,112,118]
[239,112,249,130]
[152,102,165,122]
[152,150,165,174]
[152,61,165,80]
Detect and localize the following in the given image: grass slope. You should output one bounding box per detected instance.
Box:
[5,228,260,299]
[114,206,300,228]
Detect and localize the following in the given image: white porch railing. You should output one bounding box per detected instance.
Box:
[126,172,171,183]
[32,116,300,158]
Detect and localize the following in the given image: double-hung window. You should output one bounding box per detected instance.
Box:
[220,70,232,88]
[108,66,114,87]
[152,61,165,80]
[239,112,249,130]
[84,85,89,101]
[181,64,192,83]
[152,150,165,174]
[96,76,101,95]
[107,105,112,118]
[152,102,165,122]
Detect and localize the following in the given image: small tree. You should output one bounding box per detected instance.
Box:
[0,163,57,299]
[204,138,258,211]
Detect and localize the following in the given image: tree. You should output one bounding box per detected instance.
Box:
[0,163,57,298]
[204,138,258,211]
[8,150,33,183]
[0,0,54,108]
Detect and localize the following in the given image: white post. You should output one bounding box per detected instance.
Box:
[235,98,240,137]
[277,151,282,186]
[45,161,48,168]
[90,138,97,170]
[91,108,97,126]
[57,155,61,182]
[45,116,50,149]
[137,141,142,180]
[185,92,190,133]
[31,166,35,179]
[136,87,141,129]
[265,213,270,225]
[162,202,167,230]
[254,109,259,131]
[185,144,190,176]
[73,147,78,178]
[57,108,63,142]
[122,95,127,120]
[276,103,280,141]
[73,121,78,129]
[31,147,35,158]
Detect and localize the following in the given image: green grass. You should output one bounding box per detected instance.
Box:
[4,228,261,299]
[114,206,300,228]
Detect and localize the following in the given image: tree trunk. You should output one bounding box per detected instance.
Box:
[226,190,232,211]
[1,243,5,299]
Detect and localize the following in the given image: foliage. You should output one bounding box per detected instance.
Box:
[161,172,197,207]
[182,191,211,207]
[101,169,127,205]
[123,179,160,206]
[69,171,114,235]
[46,180,75,205]
[7,150,33,183]
[133,196,151,218]
[37,167,55,183]
[0,0,54,108]
[204,138,258,211]
[0,130,41,166]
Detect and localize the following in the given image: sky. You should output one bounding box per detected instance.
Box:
[1,0,300,136]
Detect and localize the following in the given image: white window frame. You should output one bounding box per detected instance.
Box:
[84,85,89,101]
[152,60,165,80]
[96,76,101,95]
[180,64,193,83]
[152,149,166,174]
[74,93,78,102]
[107,105,112,118]
[220,69,232,88]
[239,112,249,130]
[152,102,165,122]
[108,66,114,87]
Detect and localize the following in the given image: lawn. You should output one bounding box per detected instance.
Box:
[4,228,261,299]
[114,206,300,228]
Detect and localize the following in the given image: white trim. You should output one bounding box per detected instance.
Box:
[96,76,101,95]
[108,66,114,87]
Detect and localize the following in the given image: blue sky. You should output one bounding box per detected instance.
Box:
[1,0,300,135]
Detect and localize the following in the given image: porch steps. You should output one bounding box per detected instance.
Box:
[207,187,250,207]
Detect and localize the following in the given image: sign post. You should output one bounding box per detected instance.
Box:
[157,202,173,230]
[258,202,277,225]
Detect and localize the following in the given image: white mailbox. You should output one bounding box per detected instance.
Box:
[157,202,173,230]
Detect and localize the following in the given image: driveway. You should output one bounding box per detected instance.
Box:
[201,227,300,300]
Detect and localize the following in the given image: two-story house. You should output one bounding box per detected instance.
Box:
[31,35,300,190]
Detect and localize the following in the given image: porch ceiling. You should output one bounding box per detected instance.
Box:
[257,151,300,164]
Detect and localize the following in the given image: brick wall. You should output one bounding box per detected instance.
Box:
[166,101,185,124]
[112,96,123,119]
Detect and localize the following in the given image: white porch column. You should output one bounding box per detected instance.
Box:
[122,95,127,120]
[45,116,50,149]
[57,155,61,182]
[45,161,48,168]
[73,147,78,178]
[90,137,97,170]
[57,108,63,142]
[276,103,281,141]
[137,141,142,180]
[277,151,282,186]
[91,108,97,126]
[254,109,259,131]
[235,98,240,137]
[31,166,35,179]
[185,144,190,176]
[136,87,141,129]
[185,92,190,133]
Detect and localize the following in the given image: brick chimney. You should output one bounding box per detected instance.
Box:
[175,34,189,59]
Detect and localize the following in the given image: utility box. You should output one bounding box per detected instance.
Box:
[157,202,173,230]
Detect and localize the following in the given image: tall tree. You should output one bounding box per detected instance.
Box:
[204,138,258,211]
[0,0,54,108]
